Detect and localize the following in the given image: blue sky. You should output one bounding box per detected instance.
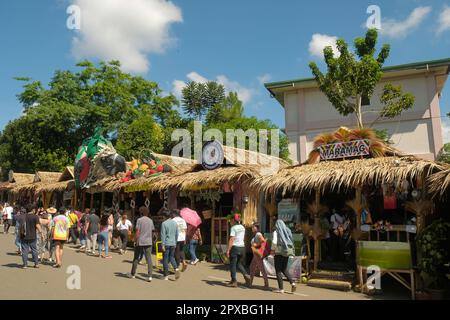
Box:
[1,0,450,141]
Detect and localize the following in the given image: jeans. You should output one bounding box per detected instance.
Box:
[162,245,177,276]
[69,226,78,244]
[229,246,248,282]
[131,245,153,277]
[119,230,129,250]
[175,241,186,265]
[87,233,98,252]
[189,239,199,262]
[79,231,87,246]
[274,255,294,290]
[98,231,109,256]
[15,225,21,251]
[21,239,39,267]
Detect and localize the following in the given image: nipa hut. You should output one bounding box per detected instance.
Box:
[0,171,35,203]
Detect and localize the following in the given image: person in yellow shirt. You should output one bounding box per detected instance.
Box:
[67,209,79,244]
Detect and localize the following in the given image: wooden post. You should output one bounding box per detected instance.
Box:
[313,189,320,272]
[100,192,105,211]
[90,192,94,210]
[355,186,362,230]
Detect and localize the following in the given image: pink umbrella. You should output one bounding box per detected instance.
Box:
[180,207,202,227]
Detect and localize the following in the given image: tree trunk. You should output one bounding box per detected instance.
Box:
[355,95,363,129]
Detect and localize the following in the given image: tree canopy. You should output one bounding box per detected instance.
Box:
[309,28,415,129]
[0,61,291,177]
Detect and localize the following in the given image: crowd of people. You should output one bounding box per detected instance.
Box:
[1,201,299,293]
[0,202,203,280]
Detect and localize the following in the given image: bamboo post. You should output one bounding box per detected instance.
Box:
[313,189,320,271]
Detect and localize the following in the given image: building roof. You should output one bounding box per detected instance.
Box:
[266,57,450,107]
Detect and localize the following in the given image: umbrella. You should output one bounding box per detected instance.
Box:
[180,208,202,227]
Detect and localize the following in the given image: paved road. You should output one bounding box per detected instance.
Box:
[0,232,371,300]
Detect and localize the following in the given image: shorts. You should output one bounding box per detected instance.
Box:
[53,240,66,246]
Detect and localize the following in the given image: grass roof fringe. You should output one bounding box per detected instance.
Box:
[251,156,446,196]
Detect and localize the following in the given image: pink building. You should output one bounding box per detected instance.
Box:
[266,58,450,164]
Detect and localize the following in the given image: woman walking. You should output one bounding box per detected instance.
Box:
[271,219,296,294]
[249,223,269,289]
[187,224,202,265]
[116,213,132,254]
[38,210,52,261]
[98,213,112,259]
[226,214,251,288]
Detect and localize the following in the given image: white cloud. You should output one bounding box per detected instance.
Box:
[437,5,450,34]
[442,118,450,144]
[70,0,182,73]
[308,34,339,59]
[257,74,272,85]
[172,72,255,104]
[380,6,431,39]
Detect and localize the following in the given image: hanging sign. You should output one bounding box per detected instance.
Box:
[277,199,299,223]
[319,139,370,160]
[202,140,224,170]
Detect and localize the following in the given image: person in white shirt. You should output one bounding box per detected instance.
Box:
[226,214,251,288]
[116,213,132,254]
[2,203,14,234]
[172,209,188,272]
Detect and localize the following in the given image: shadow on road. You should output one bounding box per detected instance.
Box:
[2,263,22,268]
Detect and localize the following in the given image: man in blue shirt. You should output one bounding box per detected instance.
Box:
[160,209,180,281]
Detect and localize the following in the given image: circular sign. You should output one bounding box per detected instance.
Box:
[202,140,224,170]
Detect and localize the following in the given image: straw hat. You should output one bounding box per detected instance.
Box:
[47,207,57,214]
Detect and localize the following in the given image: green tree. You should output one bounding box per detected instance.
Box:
[206,92,244,125]
[181,81,225,121]
[115,107,165,159]
[437,143,450,163]
[0,60,178,174]
[309,28,415,129]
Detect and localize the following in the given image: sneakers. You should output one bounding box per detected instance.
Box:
[192,258,199,265]
[226,281,238,287]
[119,249,124,255]
[291,283,297,293]
[273,289,284,294]
[127,273,135,279]
[22,265,28,269]
[164,276,169,281]
[34,265,39,269]
[148,277,152,282]
[175,268,181,280]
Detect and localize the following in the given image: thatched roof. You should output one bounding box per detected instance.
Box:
[251,156,446,196]
[59,166,74,182]
[0,172,35,192]
[36,180,75,193]
[86,147,289,193]
[9,172,34,184]
[34,171,61,183]
[428,166,450,198]
[10,171,61,195]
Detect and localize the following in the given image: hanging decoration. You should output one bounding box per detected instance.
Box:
[119,150,171,183]
[179,189,223,204]
[130,199,136,209]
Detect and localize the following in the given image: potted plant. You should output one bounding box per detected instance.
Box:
[416,219,450,299]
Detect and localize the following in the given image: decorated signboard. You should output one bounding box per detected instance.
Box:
[319,139,370,160]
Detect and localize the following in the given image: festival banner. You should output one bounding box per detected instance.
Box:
[319,139,370,160]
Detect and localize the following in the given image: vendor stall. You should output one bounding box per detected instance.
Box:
[252,127,448,297]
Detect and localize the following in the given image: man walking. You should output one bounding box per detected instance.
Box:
[85,209,100,254]
[67,209,79,244]
[50,208,70,268]
[128,206,154,282]
[161,209,180,281]
[17,206,41,269]
[172,209,188,272]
